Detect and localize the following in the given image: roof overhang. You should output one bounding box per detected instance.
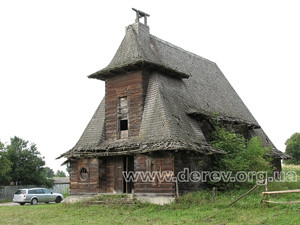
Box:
[186,108,260,129]
[88,60,190,81]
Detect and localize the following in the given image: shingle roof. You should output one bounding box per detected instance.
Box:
[54,177,70,184]
[72,98,105,150]
[59,22,289,159]
[88,23,190,79]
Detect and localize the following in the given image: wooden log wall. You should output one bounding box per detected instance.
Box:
[271,158,282,178]
[174,152,211,195]
[98,157,107,193]
[106,156,124,193]
[70,158,99,195]
[105,71,149,140]
[134,153,175,195]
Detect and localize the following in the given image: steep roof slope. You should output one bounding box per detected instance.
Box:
[72,98,105,150]
[90,23,259,126]
[60,22,289,159]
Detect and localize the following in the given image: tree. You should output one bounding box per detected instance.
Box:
[285,133,300,165]
[0,141,12,184]
[1,136,53,187]
[210,127,272,190]
[44,167,55,178]
[55,170,66,177]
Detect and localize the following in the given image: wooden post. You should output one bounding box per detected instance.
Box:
[261,189,300,205]
[125,156,128,193]
[175,179,179,198]
[212,187,216,204]
[265,178,269,207]
[229,184,258,206]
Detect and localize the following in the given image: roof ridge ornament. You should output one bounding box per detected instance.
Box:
[132,8,150,25]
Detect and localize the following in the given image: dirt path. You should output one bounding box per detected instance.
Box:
[0,202,56,206]
[0,202,19,206]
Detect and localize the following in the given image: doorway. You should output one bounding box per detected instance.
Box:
[123,155,134,193]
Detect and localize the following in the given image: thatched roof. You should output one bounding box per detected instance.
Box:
[59,22,289,159]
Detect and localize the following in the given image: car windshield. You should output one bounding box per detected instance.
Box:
[15,190,25,194]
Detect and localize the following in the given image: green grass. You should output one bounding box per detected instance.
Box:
[1,188,300,225]
[0,199,12,203]
[1,165,300,225]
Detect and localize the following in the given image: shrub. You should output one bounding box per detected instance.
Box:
[210,127,273,190]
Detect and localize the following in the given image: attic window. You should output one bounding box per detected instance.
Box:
[80,167,88,181]
[118,96,129,139]
[120,120,128,131]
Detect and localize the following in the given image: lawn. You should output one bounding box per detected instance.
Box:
[1,165,300,225]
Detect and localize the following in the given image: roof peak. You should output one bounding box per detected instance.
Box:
[126,22,150,35]
[132,8,150,25]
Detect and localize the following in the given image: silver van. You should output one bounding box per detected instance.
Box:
[13,188,63,205]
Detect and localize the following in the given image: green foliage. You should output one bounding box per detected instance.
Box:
[63,187,70,198]
[244,137,272,171]
[0,137,54,187]
[44,167,55,178]
[210,127,273,189]
[284,132,300,164]
[55,170,66,177]
[0,141,12,184]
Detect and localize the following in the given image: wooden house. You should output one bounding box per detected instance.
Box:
[59,10,289,199]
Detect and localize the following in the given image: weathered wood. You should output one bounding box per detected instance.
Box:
[134,153,175,194]
[70,158,100,194]
[99,157,107,193]
[263,189,300,195]
[262,200,300,205]
[261,188,300,206]
[212,187,216,204]
[264,178,269,207]
[229,184,258,206]
[174,152,211,194]
[105,71,146,140]
[175,179,179,198]
[265,178,268,192]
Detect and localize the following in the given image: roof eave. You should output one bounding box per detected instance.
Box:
[88,60,190,81]
[58,139,225,159]
[186,109,260,129]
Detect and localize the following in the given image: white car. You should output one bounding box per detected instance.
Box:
[13,188,63,205]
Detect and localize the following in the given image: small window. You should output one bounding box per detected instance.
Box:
[118,96,129,139]
[119,97,128,108]
[120,120,128,131]
[80,167,88,181]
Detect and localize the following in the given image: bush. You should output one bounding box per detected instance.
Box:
[210,127,273,190]
[284,133,300,165]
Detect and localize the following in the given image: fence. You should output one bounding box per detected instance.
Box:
[0,185,36,200]
[261,189,300,205]
[52,183,69,195]
[260,179,300,205]
[0,182,70,200]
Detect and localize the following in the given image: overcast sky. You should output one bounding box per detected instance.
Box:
[1,0,299,172]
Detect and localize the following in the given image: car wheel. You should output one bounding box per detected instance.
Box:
[19,203,25,206]
[55,196,62,203]
[31,198,38,205]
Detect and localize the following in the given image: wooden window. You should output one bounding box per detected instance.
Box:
[80,167,88,181]
[118,97,128,139]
